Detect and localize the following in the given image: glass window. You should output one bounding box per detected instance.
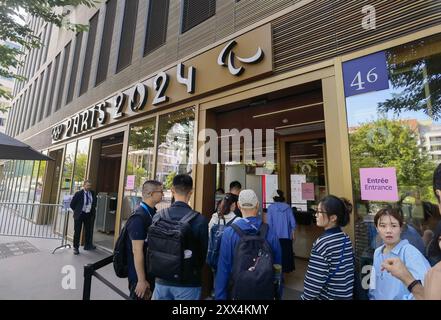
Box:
[59,142,77,205]
[34,159,46,203]
[72,138,90,193]
[346,34,441,268]
[28,161,40,203]
[156,108,195,209]
[122,118,156,225]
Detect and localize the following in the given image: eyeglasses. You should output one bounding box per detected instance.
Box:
[152,190,164,194]
[315,210,328,215]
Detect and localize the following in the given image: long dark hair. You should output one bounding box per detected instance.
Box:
[218,193,238,219]
[427,222,441,266]
[319,195,352,227]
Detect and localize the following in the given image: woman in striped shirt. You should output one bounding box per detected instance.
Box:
[301,195,355,300]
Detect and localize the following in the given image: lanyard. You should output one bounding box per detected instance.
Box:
[140,202,154,219]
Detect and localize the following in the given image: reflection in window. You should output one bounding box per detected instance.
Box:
[34,160,46,203]
[156,108,195,209]
[122,118,156,223]
[73,138,90,193]
[346,34,441,270]
[59,142,77,205]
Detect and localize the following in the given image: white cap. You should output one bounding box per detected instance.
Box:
[238,189,259,209]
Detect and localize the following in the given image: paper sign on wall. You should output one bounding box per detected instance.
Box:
[263,174,278,208]
[126,175,135,190]
[359,167,398,201]
[301,183,315,200]
[291,174,307,211]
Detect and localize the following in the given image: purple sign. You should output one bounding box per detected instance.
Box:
[126,175,135,190]
[360,167,398,202]
[343,51,389,97]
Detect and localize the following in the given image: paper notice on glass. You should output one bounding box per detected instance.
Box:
[126,175,135,190]
[301,183,315,200]
[291,174,307,211]
[263,174,278,208]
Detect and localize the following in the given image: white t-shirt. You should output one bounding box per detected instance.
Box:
[208,211,238,234]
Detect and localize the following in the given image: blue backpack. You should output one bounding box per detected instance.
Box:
[206,215,237,270]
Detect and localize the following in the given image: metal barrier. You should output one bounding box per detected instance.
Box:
[83,255,130,300]
[0,202,71,254]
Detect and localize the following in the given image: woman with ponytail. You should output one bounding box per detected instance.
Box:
[301,195,355,300]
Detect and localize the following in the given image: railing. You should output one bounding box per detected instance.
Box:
[0,202,71,254]
[83,255,130,300]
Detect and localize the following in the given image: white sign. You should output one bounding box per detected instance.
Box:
[263,175,278,208]
[291,174,307,211]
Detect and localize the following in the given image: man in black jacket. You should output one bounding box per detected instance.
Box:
[70,180,97,255]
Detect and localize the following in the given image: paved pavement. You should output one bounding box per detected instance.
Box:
[0,235,128,300]
[0,234,304,300]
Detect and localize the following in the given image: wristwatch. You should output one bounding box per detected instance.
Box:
[407,279,422,292]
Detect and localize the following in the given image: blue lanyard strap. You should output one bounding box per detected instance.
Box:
[140,202,153,219]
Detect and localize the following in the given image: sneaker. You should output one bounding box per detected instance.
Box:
[73,248,79,255]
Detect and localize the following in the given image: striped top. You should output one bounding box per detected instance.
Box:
[301,227,355,300]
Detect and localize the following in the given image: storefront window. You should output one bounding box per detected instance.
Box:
[122,118,156,224]
[59,142,77,205]
[345,34,441,268]
[156,108,195,209]
[28,161,40,203]
[34,160,46,203]
[72,138,90,193]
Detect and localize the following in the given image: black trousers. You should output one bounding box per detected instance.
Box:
[73,213,93,249]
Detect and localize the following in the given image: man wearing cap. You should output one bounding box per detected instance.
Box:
[214,189,282,300]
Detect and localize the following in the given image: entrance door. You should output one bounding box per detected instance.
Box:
[283,137,327,259]
[89,133,124,250]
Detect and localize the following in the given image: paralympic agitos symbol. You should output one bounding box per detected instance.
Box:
[217,40,264,76]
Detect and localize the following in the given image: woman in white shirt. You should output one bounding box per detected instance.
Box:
[208,193,238,231]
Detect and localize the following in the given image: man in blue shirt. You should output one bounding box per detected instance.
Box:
[215,189,282,300]
[126,180,163,300]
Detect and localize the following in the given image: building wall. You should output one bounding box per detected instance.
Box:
[8,0,441,151]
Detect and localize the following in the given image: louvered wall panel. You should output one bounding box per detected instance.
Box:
[235,0,301,30]
[215,0,235,41]
[178,15,217,58]
[273,0,441,74]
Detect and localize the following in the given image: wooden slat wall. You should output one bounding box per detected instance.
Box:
[273,0,441,73]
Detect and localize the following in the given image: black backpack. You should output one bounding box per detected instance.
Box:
[146,208,198,283]
[229,223,275,300]
[113,212,149,278]
[206,216,237,270]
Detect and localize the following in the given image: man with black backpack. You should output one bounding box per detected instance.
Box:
[125,180,163,300]
[215,189,282,300]
[148,174,208,300]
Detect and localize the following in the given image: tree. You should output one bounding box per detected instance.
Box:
[349,118,436,201]
[378,43,441,119]
[0,0,97,100]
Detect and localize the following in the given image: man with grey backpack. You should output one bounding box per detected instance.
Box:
[147,174,208,300]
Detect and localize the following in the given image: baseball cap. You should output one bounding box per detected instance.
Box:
[238,189,259,209]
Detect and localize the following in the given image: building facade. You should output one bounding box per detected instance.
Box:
[1,0,441,296]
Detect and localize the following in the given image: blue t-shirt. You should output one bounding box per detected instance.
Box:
[126,202,155,283]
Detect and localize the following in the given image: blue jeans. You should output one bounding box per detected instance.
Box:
[152,283,201,300]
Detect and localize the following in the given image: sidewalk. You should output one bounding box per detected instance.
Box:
[0,235,128,300]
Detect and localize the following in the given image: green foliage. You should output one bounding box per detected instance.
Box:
[350,118,436,201]
[164,171,176,190]
[0,0,98,99]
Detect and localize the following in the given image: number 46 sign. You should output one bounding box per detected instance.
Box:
[342,51,389,97]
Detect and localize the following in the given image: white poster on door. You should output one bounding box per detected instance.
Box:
[263,174,278,208]
[291,174,307,211]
